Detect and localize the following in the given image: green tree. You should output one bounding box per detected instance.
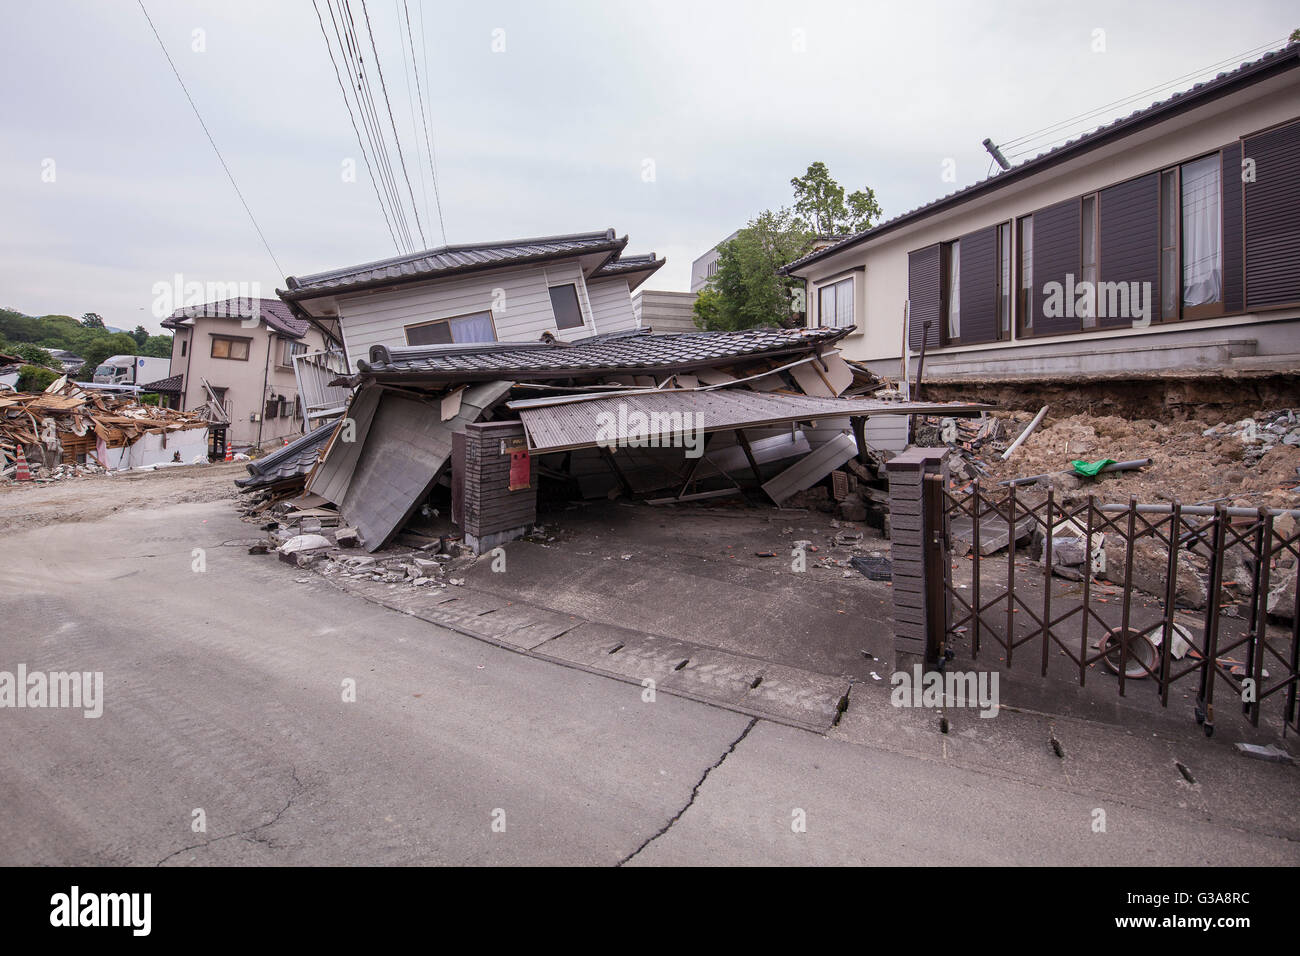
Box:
[72,333,138,381]
[17,365,60,392]
[790,161,882,235]
[691,287,723,331]
[131,325,150,349]
[1290,27,1299,42]
[142,334,173,358]
[80,312,105,329]
[11,343,60,368]
[693,207,812,331]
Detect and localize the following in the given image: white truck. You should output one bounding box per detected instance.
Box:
[92,355,171,388]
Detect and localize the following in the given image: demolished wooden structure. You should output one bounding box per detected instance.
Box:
[236,325,992,552]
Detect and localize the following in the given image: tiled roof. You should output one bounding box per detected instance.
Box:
[141,373,183,392]
[235,421,338,490]
[358,326,850,382]
[280,230,628,300]
[161,298,310,338]
[593,252,665,276]
[784,42,1300,274]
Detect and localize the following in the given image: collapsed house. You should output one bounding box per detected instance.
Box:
[236,324,988,552]
[1,379,212,478]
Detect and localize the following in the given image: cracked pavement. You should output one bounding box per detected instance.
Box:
[0,496,1296,865]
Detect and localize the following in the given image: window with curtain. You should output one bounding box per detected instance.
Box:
[405,311,497,346]
[1159,153,1223,320]
[817,277,854,328]
[945,240,961,341]
[1180,153,1222,313]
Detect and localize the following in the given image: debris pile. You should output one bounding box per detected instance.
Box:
[917,407,1300,509]
[1,381,211,481]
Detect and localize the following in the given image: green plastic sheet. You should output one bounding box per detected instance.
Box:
[1071,458,1116,477]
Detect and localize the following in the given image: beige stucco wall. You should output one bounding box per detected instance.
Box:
[797,69,1300,370]
[168,317,329,447]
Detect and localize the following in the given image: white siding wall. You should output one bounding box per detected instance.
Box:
[336,261,631,369]
[586,278,637,333]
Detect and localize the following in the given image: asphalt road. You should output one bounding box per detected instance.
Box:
[0,496,1295,865]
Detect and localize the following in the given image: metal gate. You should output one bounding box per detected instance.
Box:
[925,475,1300,736]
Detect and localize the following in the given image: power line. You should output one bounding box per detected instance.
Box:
[137,0,284,277]
[394,0,430,236]
[1000,37,1288,162]
[311,0,402,254]
[336,0,414,251]
[408,0,447,244]
[359,0,428,249]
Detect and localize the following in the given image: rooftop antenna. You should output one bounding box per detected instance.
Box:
[982,138,1011,171]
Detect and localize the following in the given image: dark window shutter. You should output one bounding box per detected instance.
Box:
[1033,198,1081,335]
[958,226,998,343]
[1244,120,1300,309]
[907,244,941,350]
[1097,173,1160,329]
[1221,142,1244,313]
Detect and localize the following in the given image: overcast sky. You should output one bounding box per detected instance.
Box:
[1,0,1295,332]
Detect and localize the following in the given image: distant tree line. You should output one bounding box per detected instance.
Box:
[0,308,172,382]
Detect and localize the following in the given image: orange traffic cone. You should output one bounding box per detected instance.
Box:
[15,447,32,481]
[224,442,233,463]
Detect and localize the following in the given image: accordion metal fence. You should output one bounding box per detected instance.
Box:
[924,474,1300,737]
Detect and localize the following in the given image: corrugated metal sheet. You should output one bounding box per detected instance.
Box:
[518,390,987,454]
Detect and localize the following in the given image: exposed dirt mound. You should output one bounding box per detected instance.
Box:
[973,410,1300,509]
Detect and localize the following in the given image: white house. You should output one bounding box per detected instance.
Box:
[278,230,664,372]
[784,44,1300,387]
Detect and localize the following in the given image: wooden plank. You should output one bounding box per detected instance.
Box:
[819,350,855,395]
[789,362,836,397]
[694,368,736,386]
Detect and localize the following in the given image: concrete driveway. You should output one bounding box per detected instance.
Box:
[0,484,1296,865]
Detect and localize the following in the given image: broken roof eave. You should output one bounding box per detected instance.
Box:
[783,45,1300,276]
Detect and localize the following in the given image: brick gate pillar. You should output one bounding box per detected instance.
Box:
[461,420,537,554]
[885,447,950,672]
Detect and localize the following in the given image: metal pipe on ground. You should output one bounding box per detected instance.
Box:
[999,458,1153,487]
[1099,503,1300,518]
[1000,404,1048,461]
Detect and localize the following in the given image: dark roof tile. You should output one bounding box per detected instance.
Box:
[359,326,850,381]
